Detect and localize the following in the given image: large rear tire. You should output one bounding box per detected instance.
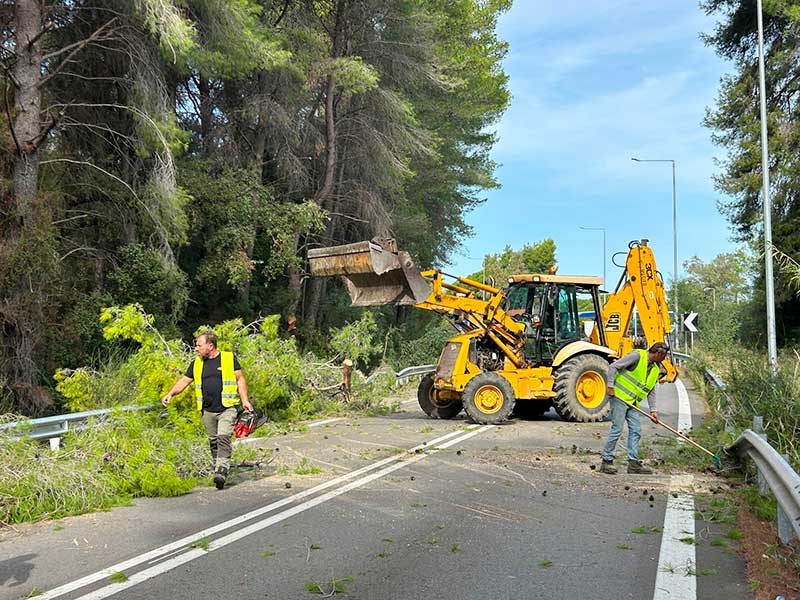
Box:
[552,354,611,422]
[462,372,516,425]
[417,373,462,419]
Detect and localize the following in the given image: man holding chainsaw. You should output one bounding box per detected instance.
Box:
[161,331,253,489]
[599,342,669,475]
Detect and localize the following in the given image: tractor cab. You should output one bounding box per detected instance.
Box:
[503,275,606,364]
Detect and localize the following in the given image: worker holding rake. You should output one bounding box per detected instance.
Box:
[599,342,670,475]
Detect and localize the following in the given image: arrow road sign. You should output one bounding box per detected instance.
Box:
[683,311,698,333]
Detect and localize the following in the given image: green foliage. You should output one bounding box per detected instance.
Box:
[683,249,752,305]
[476,239,557,285]
[741,484,777,522]
[191,537,211,551]
[329,313,381,365]
[313,57,380,95]
[186,0,291,77]
[3,0,512,419]
[304,577,354,595]
[178,160,324,290]
[688,343,800,467]
[0,409,207,524]
[53,305,391,421]
[53,305,188,411]
[387,319,453,370]
[109,244,189,327]
[726,529,743,541]
[136,0,198,62]
[704,1,800,343]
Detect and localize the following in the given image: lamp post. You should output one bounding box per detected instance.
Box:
[631,157,678,350]
[579,226,606,288]
[704,286,716,309]
[757,0,778,376]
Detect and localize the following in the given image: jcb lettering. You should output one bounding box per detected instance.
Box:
[645,263,654,281]
[605,312,621,332]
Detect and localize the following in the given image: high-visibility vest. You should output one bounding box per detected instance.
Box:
[613,349,660,407]
[193,351,239,411]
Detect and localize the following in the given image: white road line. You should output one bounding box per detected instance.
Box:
[653,475,697,600]
[235,417,344,446]
[675,378,692,436]
[307,417,343,427]
[38,426,480,600]
[70,426,493,600]
[653,379,696,600]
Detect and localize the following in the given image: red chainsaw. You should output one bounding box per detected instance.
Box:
[233,408,269,438]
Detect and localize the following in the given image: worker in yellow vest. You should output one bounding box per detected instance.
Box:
[161,330,253,489]
[599,342,669,475]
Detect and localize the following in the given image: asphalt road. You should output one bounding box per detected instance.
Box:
[1,379,752,600]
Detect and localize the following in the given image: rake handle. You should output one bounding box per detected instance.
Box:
[624,400,717,459]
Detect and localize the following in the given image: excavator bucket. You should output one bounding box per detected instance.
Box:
[307,239,431,307]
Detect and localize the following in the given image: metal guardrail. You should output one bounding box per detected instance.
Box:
[3,363,436,445]
[673,353,798,545]
[727,429,800,545]
[1,403,158,448]
[670,350,691,365]
[394,364,435,386]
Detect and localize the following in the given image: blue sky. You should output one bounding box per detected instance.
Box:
[445,1,739,289]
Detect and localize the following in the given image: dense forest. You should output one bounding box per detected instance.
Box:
[702,0,800,342]
[4,0,800,418]
[1,0,511,415]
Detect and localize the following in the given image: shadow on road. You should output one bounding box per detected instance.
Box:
[0,553,37,587]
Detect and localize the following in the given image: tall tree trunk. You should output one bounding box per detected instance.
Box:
[252,71,269,171]
[198,74,213,156]
[11,0,43,222]
[314,74,337,205]
[286,233,304,319]
[0,0,53,416]
[306,140,349,326]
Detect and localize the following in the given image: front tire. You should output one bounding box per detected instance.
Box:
[417,374,462,419]
[462,372,516,424]
[553,354,611,422]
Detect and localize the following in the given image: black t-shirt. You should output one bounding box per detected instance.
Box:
[185,353,241,412]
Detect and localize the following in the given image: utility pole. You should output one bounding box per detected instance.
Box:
[757,0,778,376]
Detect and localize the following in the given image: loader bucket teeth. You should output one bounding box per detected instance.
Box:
[308,239,431,307]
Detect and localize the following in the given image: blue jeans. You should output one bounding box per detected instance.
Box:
[602,397,641,462]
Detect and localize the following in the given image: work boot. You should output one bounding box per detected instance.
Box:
[213,466,228,490]
[599,460,618,474]
[627,460,653,474]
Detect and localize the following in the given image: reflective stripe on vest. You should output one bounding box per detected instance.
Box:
[193,351,239,411]
[613,349,660,407]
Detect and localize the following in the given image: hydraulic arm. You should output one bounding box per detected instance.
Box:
[591,240,678,381]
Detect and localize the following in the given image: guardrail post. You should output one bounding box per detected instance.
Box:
[753,416,769,496]
[777,453,795,545]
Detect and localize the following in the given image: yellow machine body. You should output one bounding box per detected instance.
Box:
[309,238,677,424]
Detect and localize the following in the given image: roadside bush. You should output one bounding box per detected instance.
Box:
[0,306,402,525]
[0,410,206,524]
[688,343,800,468]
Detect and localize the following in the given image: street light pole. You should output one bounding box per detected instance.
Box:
[579,226,606,288]
[704,286,716,309]
[757,0,778,376]
[632,157,679,350]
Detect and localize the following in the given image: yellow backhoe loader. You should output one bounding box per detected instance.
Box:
[308,238,677,424]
